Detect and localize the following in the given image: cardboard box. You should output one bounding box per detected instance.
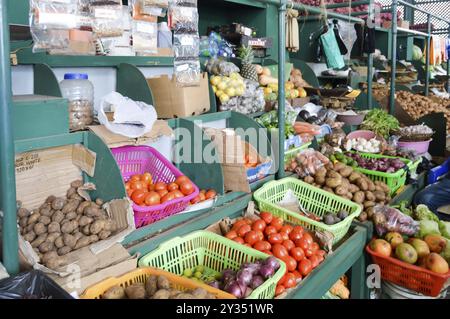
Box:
[15,143,135,276]
[288,97,310,108]
[147,72,211,119]
[205,128,272,193]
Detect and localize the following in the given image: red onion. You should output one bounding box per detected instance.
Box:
[222,269,236,284]
[264,256,280,271]
[250,275,264,289]
[236,269,253,287]
[208,280,220,289]
[259,264,275,279]
[224,281,242,299]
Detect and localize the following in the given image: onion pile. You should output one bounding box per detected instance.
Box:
[345,153,405,173]
[209,257,280,299]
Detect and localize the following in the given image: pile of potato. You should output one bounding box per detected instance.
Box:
[302,162,391,222]
[17,180,117,269]
[102,274,217,299]
[396,91,450,134]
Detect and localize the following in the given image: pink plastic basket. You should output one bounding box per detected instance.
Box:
[111,145,199,228]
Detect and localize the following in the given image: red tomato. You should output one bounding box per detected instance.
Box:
[171,190,184,199]
[316,254,324,263]
[316,250,326,257]
[131,189,147,205]
[160,192,175,203]
[157,189,168,198]
[283,256,297,272]
[252,220,266,232]
[130,180,146,191]
[284,272,297,289]
[130,175,141,182]
[295,237,310,251]
[304,248,314,258]
[309,255,320,269]
[237,224,251,237]
[290,247,305,262]
[231,220,248,232]
[280,225,293,234]
[275,285,285,296]
[205,189,217,199]
[148,184,155,191]
[126,189,134,198]
[278,273,287,286]
[144,191,161,206]
[282,240,295,251]
[199,192,206,202]
[302,232,314,245]
[292,226,304,236]
[232,237,244,244]
[262,250,273,255]
[310,242,320,253]
[260,212,273,224]
[174,176,190,186]
[180,181,195,196]
[244,243,252,248]
[280,232,289,241]
[253,241,271,251]
[270,217,284,231]
[190,196,201,205]
[244,231,259,246]
[255,230,264,242]
[289,231,303,242]
[272,244,289,259]
[125,182,131,191]
[141,172,153,185]
[154,182,167,191]
[292,270,303,281]
[167,182,179,191]
[268,233,283,245]
[242,218,253,225]
[264,226,277,236]
[298,259,313,276]
[225,230,238,240]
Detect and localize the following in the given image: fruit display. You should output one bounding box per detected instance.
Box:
[221,212,327,296]
[210,72,246,104]
[190,189,217,205]
[238,45,259,82]
[101,274,218,299]
[17,180,118,269]
[218,78,265,114]
[125,173,196,207]
[207,257,281,299]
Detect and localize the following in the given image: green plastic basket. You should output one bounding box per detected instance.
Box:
[284,142,311,166]
[350,152,413,196]
[138,231,286,299]
[253,178,362,245]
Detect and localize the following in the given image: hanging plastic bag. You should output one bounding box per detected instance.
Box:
[168,5,199,33]
[173,33,199,58]
[336,20,357,60]
[320,28,345,70]
[90,2,124,37]
[174,59,201,86]
[158,22,173,48]
[132,20,158,54]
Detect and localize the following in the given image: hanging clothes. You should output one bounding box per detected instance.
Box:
[440,37,446,63]
[353,21,375,56]
[286,9,299,53]
[320,28,345,69]
[332,19,347,55]
[424,37,435,65]
[434,36,442,65]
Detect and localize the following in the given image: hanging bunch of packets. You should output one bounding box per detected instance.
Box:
[169,0,201,86]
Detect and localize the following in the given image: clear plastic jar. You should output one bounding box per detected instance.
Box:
[60,73,94,131]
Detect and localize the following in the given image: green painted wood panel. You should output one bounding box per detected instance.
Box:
[33,64,62,97]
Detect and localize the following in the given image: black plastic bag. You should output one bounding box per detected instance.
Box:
[0,270,73,299]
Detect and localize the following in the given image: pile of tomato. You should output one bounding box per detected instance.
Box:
[224,211,326,296]
[125,173,196,207]
[190,189,217,204]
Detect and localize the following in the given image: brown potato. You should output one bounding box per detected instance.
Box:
[65,212,77,221]
[63,234,77,248]
[79,216,94,227]
[315,175,326,186]
[82,224,91,236]
[191,288,208,299]
[325,177,342,189]
[104,220,117,232]
[89,220,106,235]
[42,251,58,264]
[62,200,79,214]
[173,293,194,299]
[315,167,327,178]
[27,213,41,225]
[38,241,54,253]
[25,223,35,233]
[364,201,376,209]
[54,236,64,249]
[52,211,64,224]
[339,167,353,178]
[45,256,65,269]
[46,232,61,243]
[23,231,36,243]
[326,170,341,179]
[38,215,51,226]
[51,198,66,211]
[57,246,72,256]
[125,284,146,299]
[84,207,103,218]
[70,180,83,188]
[374,191,386,202]
[102,286,126,299]
[69,193,83,201]
[40,207,53,217]
[31,234,48,248]
[77,201,91,214]
[66,187,77,199]
[367,181,375,192]
[34,223,47,235]
[17,208,30,218]
[365,191,376,202]
[145,276,158,297]
[157,276,170,289]
[73,232,83,242]
[45,195,56,204]
[335,186,347,196]
[349,184,360,193]
[74,236,91,249]
[89,234,99,243]
[95,198,104,206]
[304,176,314,184]
[152,289,171,299]
[98,230,111,240]
[19,216,28,228]
[356,178,368,191]
[61,220,78,234]
[323,186,334,194]
[348,172,361,183]
[352,191,365,204]
[333,162,346,171]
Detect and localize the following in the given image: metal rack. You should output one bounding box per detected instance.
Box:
[388,0,450,114]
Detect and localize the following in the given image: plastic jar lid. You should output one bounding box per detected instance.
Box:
[64,73,89,80]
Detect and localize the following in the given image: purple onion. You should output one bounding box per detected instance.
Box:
[224,281,243,299]
[250,275,265,289]
[244,287,253,298]
[241,262,261,275]
[263,256,280,271]
[222,269,236,283]
[236,269,253,287]
[208,280,220,289]
[259,264,275,279]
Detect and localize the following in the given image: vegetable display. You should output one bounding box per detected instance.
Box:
[397,124,434,142]
[126,173,196,207]
[101,274,217,299]
[344,152,406,173]
[17,180,118,269]
[190,189,217,205]
[344,137,381,153]
[256,110,297,139]
[222,212,326,296]
[360,109,400,138]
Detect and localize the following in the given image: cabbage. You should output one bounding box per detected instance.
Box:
[415,204,440,222]
[439,221,450,239]
[440,239,450,263]
[418,220,441,238]
[412,45,423,61]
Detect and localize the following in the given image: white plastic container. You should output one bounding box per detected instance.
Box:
[60,73,94,131]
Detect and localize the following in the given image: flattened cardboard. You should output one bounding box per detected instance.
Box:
[89,121,173,148]
[72,145,96,177]
[146,72,210,119]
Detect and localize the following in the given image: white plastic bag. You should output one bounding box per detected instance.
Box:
[97,92,157,138]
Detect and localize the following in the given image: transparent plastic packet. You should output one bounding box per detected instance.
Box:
[132,20,158,54]
[158,22,172,48]
[131,0,163,21]
[168,5,198,33]
[141,0,169,8]
[372,205,420,237]
[170,0,197,7]
[173,33,199,58]
[90,3,124,37]
[30,0,80,29]
[205,58,239,76]
[293,148,330,178]
[174,59,201,87]
[31,27,70,52]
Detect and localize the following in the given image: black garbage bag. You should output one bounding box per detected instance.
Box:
[0,270,73,299]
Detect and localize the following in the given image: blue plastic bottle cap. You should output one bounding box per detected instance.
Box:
[64,73,88,80]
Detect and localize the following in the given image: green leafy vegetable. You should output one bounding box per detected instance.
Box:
[392,200,413,217]
[414,204,440,222]
[418,220,441,238]
[440,238,450,263]
[360,109,400,138]
[439,221,450,239]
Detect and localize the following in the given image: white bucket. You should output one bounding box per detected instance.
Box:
[382,281,447,299]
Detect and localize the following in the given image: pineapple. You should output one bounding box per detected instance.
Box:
[238,45,258,82]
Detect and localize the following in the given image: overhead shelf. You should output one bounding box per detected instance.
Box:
[397,27,428,37]
[224,0,267,8]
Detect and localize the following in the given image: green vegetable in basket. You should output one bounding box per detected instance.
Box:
[360,109,400,138]
[418,220,441,239]
[439,221,450,239]
[415,204,440,223]
[440,238,450,263]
